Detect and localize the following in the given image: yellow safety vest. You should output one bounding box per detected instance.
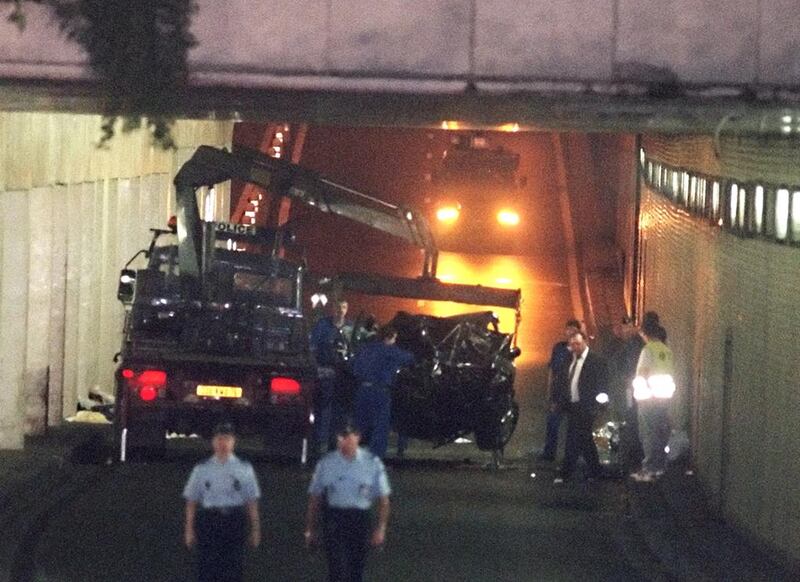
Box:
[633,340,675,401]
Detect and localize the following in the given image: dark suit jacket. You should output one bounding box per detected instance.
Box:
[553,349,608,409]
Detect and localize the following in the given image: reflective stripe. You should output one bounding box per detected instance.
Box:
[633,374,675,401]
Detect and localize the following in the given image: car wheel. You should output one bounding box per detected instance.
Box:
[475,399,519,451]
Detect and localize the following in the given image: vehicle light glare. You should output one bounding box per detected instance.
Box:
[271,377,301,395]
[497,209,520,226]
[595,392,609,404]
[436,206,460,223]
[139,386,158,401]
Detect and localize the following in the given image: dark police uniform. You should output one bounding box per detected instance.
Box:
[311,315,354,451]
[183,454,261,582]
[351,341,413,458]
[309,447,391,582]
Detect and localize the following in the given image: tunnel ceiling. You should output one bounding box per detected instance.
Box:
[2,80,799,136]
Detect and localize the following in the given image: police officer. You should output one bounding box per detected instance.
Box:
[310,299,355,454]
[351,324,414,459]
[305,423,391,582]
[183,423,261,582]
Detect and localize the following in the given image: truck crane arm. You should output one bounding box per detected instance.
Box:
[173,145,519,312]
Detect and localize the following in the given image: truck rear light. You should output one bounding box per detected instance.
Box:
[122,368,168,401]
[271,377,301,395]
[139,386,158,401]
[139,370,167,386]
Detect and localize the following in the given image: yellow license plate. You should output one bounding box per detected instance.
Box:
[196,385,242,398]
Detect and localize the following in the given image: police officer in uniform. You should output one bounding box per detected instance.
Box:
[305,423,391,582]
[310,299,355,454]
[351,325,414,459]
[183,423,262,582]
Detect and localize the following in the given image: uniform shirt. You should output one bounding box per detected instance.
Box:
[308,447,391,510]
[634,340,676,401]
[569,346,589,403]
[351,342,414,388]
[310,316,353,368]
[636,340,674,377]
[183,454,261,509]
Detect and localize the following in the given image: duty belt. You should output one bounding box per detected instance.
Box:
[200,505,245,516]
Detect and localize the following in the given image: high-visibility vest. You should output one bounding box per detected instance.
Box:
[633,340,675,401]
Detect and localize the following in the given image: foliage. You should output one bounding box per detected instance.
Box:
[6,0,197,149]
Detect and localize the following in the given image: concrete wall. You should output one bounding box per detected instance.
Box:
[1,1,799,90]
[0,113,233,448]
[638,135,800,564]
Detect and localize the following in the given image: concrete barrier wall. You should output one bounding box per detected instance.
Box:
[638,135,800,564]
[0,113,233,448]
[1,1,799,89]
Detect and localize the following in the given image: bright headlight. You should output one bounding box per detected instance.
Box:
[436,206,460,223]
[497,209,520,226]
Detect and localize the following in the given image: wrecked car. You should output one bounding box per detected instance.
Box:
[387,310,521,452]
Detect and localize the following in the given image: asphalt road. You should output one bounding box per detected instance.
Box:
[18,440,647,582]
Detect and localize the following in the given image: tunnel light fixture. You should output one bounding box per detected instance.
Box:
[754,186,764,232]
[497,209,520,226]
[436,205,460,223]
[792,191,800,240]
[498,123,520,133]
[775,189,790,240]
[440,120,460,130]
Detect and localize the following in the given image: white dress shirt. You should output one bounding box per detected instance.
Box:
[569,346,590,403]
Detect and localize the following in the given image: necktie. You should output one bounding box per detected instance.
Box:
[568,355,579,382]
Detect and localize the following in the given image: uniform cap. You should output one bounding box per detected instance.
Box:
[212,422,236,437]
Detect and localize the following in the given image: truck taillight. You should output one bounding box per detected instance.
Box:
[270,377,301,395]
[122,368,167,401]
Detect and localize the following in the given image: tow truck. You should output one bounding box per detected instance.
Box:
[115,146,522,462]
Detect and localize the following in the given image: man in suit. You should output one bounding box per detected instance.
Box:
[553,330,607,484]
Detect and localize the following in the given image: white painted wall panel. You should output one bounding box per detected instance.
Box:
[0,112,233,448]
[191,0,328,72]
[616,0,759,83]
[328,0,470,74]
[639,181,800,564]
[4,1,799,88]
[759,0,800,85]
[476,0,614,79]
[0,191,29,449]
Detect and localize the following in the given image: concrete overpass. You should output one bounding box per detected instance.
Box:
[1,1,799,133]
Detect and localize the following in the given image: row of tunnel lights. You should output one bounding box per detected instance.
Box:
[639,149,800,244]
[242,126,289,226]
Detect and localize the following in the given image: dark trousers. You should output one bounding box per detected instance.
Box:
[323,507,370,582]
[354,384,391,459]
[196,507,247,582]
[560,404,601,479]
[542,407,563,459]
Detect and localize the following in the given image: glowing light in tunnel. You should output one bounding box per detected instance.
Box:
[497,209,520,226]
[498,123,521,133]
[440,120,460,130]
[436,206,460,223]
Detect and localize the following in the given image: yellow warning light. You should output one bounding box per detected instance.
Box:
[497,209,520,226]
[436,205,460,223]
